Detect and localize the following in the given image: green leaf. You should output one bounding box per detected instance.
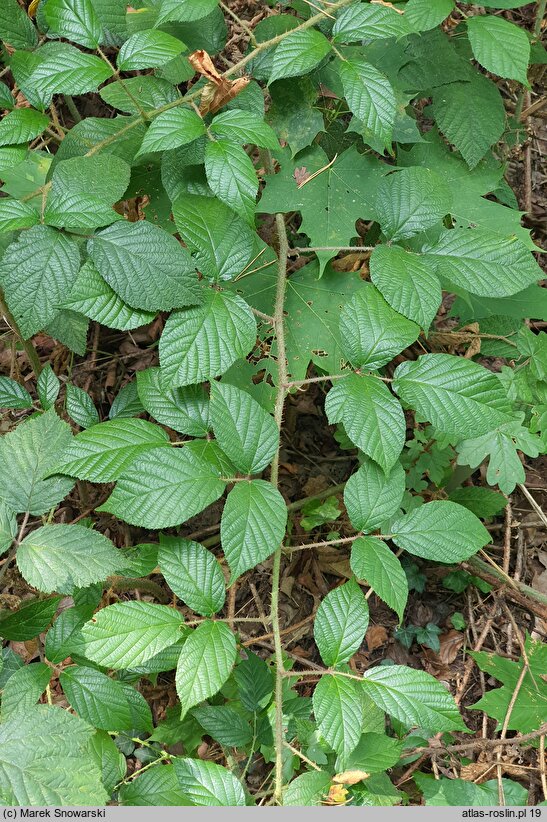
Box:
[100,76,179,115]
[266,75,323,157]
[0,705,107,805]
[137,368,209,437]
[333,3,413,43]
[60,666,133,731]
[467,15,529,84]
[205,139,258,224]
[173,758,245,806]
[119,765,189,806]
[0,225,80,338]
[314,578,369,667]
[0,410,74,516]
[88,221,200,312]
[405,0,455,31]
[325,375,406,474]
[340,284,419,370]
[270,29,331,83]
[0,377,32,410]
[0,596,61,640]
[0,0,38,48]
[117,30,186,71]
[0,199,39,233]
[0,502,15,558]
[344,732,403,774]
[45,309,89,356]
[338,60,395,153]
[393,353,514,439]
[81,601,184,669]
[1,662,51,720]
[173,194,256,282]
[64,384,98,430]
[44,0,103,49]
[37,364,60,410]
[390,500,490,562]
[192,706,252,747]
[45,608,93,665]
[44,155,130,231]
[17,524,121,594]
[431,74,505,168]
[11,42,112,108]
[52,418,169,482]
[159,535,225,616]
[210,381,278,474]
[97,446,226,528]
[362,664,465,731]
[376,167,451,241]
[234,651,273,712]
[283,771,331,806]
[210,110,279,149]
[89,731,126,797]
[415,773,528,807]
[448,487,507,518]
[423,229,542,298]
[313,674,363,760]
[221,480,287,583]
[156,0,218,25]
[176,621,237,719]
[159,290,257,387]
[344,459,405,533]
[370,244,441,331]
[351,537,408,622]
[62,260,156,331]
[0,108,49,147]
[137,107,206,155]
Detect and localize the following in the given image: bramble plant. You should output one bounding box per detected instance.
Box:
[0,0,546,808]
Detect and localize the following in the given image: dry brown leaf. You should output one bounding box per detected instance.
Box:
[324,784,351,805]
[438,629,464,665]
[370,0,405,12]
[365,624,388,652]
[188,50,250,115]
[333,770,370,786]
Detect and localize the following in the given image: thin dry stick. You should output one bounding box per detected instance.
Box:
[283,741,322,772]
[539,735,547,803]
[502,498,512,575]
[518,483,547,530]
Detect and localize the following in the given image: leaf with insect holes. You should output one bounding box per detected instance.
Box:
[314,579,369,667]
[176,621,237,719]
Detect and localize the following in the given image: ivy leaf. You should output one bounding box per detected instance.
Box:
[338,59,395,153]
[390,500,490,562]
[156,0,218,25]
[205,139,258,224]
[62,260,156,331]
[0,108,49,146]
[51,418,170,482]
[137,107,206,155]
[0,410,74,516]
[269,29,331,83]
[422,229,542,297]
[210,381,278,474]
[117,30,186,71]
[158,535,226,616]
[221,480,287,583]
[0,706,107,805]
[340,283,419,370]
[0,376,33,410]
[404,0,455,32]
[44,155,130,231]
[210,110,279,149]
[173,194,256,282]
[431,74,505,168]
[314,578,369,667]
[65,383,100,429]
[159,290,257,387]
[351,537,408,623]
[467,15,529,85]
[325,375,406,474]
[137,368,210,437]
[260,145,384,274]
[176,621,237,719]
[98,446,226,529]
[344,459,405,533]
[393,353,514,439]
[81,601,184,669]
[173,758,245,807]
[88,221,200,312]
[370,244,442,331]
[332,3,413,42]
[37,364,60,410]
[456,421,542,494]
[44,0,103,49]
[362,665,466,731]
[0,225,80,338]
[17,524,121,594]
[60,666,132,731]
[313,674,363,761]
[375,167,452,241]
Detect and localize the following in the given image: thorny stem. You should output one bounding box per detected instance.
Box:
[0,289,42,377]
